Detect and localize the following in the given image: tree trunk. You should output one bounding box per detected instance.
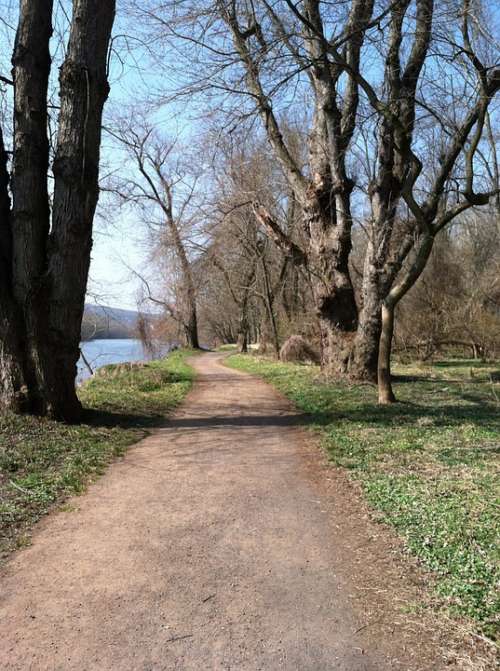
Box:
[261,255,280,355]
[184,303,199,349]
[0,141,27,413]
[237,298,249,353]
[351,250,382,382]
[307,191,359,375]
[378,302,396,404]
[237,332,248,353]
[10,0,54,412]
[236,264,256,354]
[40,0,115,420]
[0,319,27,411]
[351,187,400,383]
[377,234,435,404]
[0,128,27,410]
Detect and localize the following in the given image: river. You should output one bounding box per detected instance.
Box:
[77,339,170,384]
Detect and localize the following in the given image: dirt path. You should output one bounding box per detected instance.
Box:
[1,353,448,670]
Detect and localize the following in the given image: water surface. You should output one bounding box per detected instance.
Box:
[78,339,169,384]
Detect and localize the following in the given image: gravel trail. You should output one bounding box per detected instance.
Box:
[0,353,446,670]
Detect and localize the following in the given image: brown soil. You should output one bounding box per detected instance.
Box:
[0,353,492,669]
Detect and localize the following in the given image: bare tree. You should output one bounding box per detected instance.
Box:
[395,217,500,362]
[0,0,115,420]
[133,0,499,386]
[197,129,314,353]
[375,0,500,402]
[108,123,201,348]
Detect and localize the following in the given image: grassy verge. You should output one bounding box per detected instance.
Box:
[0,350,195,560]
[227,354,500,640]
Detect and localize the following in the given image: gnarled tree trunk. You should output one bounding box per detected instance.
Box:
[306,187,358,375]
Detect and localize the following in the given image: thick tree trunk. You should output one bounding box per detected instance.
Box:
[0,130,27,409]
[350,224,391,382]
[306,191,359,375]
[351,172,402,383]
[354,0,432,385]
[44,0,116,420]
[0,319,26,412]
[351,254,382,382]
[0,276,28,413]
[253,182,362,375]
[167,226,199,352]
[10,0,54,412]
[0,1,115,421]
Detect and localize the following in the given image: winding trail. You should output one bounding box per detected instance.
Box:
[1,353,444,670]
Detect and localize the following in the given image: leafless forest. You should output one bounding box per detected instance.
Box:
[0,0,499,419]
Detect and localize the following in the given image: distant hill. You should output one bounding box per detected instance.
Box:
[82,304,140,340]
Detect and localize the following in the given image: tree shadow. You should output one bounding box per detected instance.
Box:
[392,372,500,385]
[82,407,167,430]
[309,397,499,433]
[432,360,498,371]
[88,369,193,386]
[83,407,314,432]
[391,374,437,384]
[160,413,312,430]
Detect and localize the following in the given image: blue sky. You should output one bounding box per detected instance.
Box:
[88,221,145,310]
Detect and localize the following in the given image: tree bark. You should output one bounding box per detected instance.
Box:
[0,129,26,410]
[306,189,358,374]
[352,1,434,384]
[351,248,382,382]
[237,331,248,354]
[184,303,199,349]
[159,178,200,352]
[378,303,396,404]
[10,0,54,412]
[43,0,115,420]
[226,3,365,377]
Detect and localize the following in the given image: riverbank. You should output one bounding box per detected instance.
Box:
[226,354,500,643]
[77,338,171,383]
[0,350,194,561]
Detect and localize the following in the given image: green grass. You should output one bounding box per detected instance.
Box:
[227,354,500,640]
[0,350,195,560]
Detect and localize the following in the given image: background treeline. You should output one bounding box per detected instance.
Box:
[156,138,500,363]
[81,305,142,341]
[199,212,500,362]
